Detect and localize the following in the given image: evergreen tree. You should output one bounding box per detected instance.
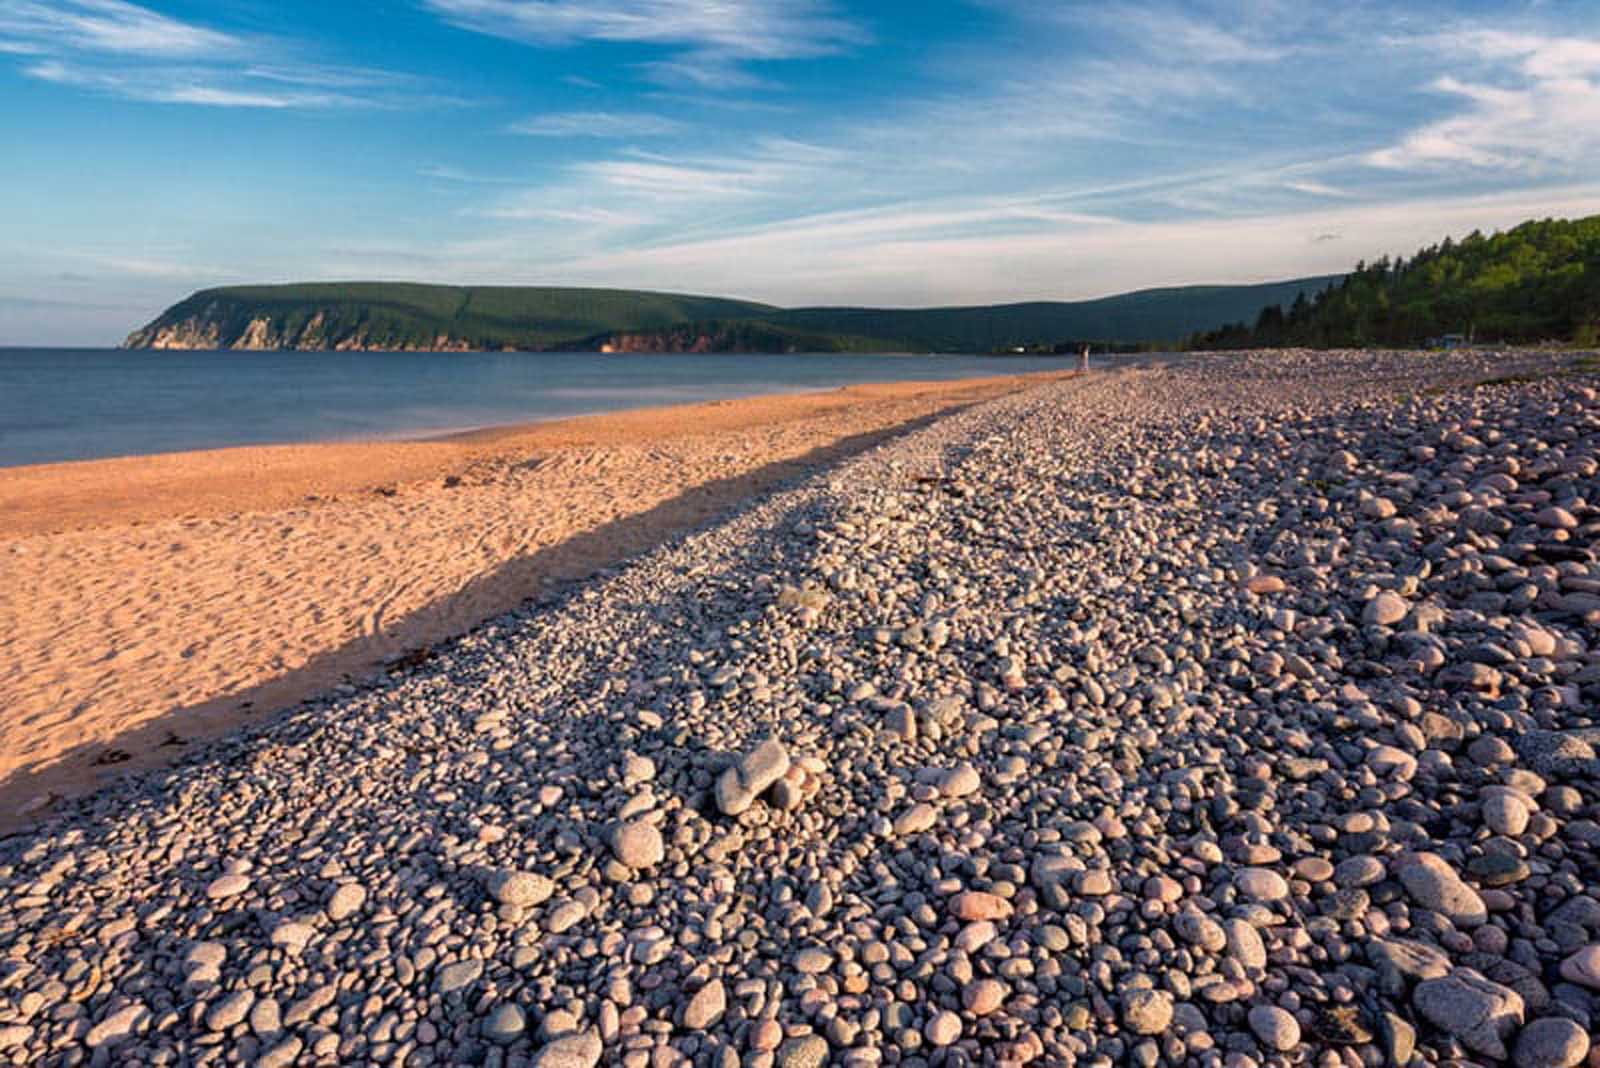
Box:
[1189,215,1600,349]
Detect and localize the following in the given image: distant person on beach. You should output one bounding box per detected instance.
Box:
[1079,345,1090,372]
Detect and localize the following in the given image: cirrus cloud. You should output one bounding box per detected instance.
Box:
[0,0,448,109]
[421,0,866,86]
[509,110,685,137]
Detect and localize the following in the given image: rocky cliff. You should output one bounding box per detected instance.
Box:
[124,302,845,353]
[124,305,477,352]
[122,283,787,353]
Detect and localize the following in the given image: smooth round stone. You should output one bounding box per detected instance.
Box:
[1514,1017,1590,1068]
[1235,868,1290,902]
[608,821,664,870]
[531,1029,601,1068]
[545,900,587,934]
[205,990,255,1032]
[325,883,366,921]
[1483,794,1530,837]
[1121,989,1173,1035]
[1334,855,1386,888]
[1378,1012,1416,1066]
[938,763,981,798]
[1367,745,1417,779]
[1558,945,1600,990]
[1175,910,1227,952]
[268,920,313,951]
[435,959,484,995]
[257,1037,303,1068]
[1396,853,1487,927]
[951,891,1012,921]
[776,1034,829,1068]
[1468,735,1517,767]
[249,997,280,1038]
[1325,888,1370,921]
[1467,854,1530,887]
[683,980,726,1030]
[1078,869,1113,895]
[793,947,833,974]
[205,874,250,900]
[894,803,937,836]
[1364,591,1409,626]
[1143,875,1183,902]
[1293,857,1335,883]
[1037,925,1071,952]
[487,870,555,908]
[962,978,1007,1016]
[1249,1005,1302,1051]
[84,1006,144,1049]
[544,1010,581,1036]
[1225,918,1267,970]
[483,1003,526,1045]
[925,1010,962,1046]
[748,1020,783,1052]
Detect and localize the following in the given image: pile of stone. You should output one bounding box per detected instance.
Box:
[1,347,1598,1068]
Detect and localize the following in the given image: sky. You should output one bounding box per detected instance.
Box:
[1,0,1598,345]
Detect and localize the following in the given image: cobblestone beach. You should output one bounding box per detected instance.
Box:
[3,348,1599,1068]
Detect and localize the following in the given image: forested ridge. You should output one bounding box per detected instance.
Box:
[1192,216,1600,350]
[125,277,1335,353]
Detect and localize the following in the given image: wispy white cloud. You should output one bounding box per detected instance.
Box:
[544,184,1600,307]
[0,0,241,58]
[423,0,862,57]
[1283,179,1357,199]
[1368,29,1600,173]
[480,204,651,226]
[0,0,446,109]
[422,0,864,85]
[1033,1,1292,65]
[510,110,685,137]
[534,138,851,210]
[50,247,243,281]
[419,164,525,185]
[23,59,363,108]
[318,181,1600,311]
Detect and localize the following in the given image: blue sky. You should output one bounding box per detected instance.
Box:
[1,0,1597,344]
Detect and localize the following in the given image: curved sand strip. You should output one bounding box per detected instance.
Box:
[0,370,1072,824]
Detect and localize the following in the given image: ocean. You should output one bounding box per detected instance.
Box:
[0,348,1085,468]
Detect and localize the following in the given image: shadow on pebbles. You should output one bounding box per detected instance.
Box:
[2,347,1600,1068]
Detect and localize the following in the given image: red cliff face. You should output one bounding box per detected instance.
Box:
[602,331,722,353]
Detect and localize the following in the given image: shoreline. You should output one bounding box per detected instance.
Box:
[4,348,1596,1068]
[0,367,1076,826]
[0,348,1089,475]
[0,370,1076,538]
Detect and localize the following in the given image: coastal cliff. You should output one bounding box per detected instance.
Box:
[123,283,785,354]
[125,307,476,352]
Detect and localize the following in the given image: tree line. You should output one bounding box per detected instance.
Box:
[1189,216,1600,350]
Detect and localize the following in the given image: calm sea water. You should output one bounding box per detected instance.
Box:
[0,348,1082,468]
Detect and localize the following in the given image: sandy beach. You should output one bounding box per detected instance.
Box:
[0,368,1072,824]
[3,348,1596,1068]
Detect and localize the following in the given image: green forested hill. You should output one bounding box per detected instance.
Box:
[770,277,1338,352]
[125,283,782,351]
[1192,216,1600,350]
[125,276,1337,353]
